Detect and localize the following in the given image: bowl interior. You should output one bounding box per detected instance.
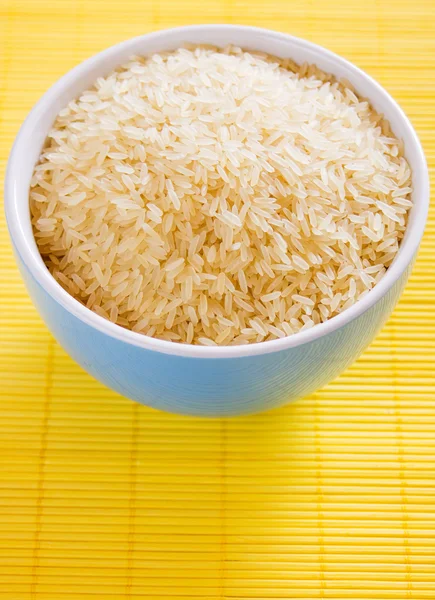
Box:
[6,25,429,358]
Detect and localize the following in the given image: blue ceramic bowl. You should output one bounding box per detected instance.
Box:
[5,26,429,416]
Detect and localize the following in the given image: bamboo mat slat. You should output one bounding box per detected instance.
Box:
[1,0,435,598]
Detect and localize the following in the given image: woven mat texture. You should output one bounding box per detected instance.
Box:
[0,1,435,598]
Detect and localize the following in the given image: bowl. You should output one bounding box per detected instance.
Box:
[5,25,429,416]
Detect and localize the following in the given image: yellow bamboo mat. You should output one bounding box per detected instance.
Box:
[1,1,435,598]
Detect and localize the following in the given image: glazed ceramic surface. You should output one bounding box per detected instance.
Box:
[5,26,429,416]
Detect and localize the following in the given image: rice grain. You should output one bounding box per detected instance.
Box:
[30,46,412,346]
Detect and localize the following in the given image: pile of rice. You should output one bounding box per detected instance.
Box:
[30,46,412,346]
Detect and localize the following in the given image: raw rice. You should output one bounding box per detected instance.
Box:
[30,45,412,346]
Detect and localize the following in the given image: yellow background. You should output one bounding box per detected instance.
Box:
[1,0,435,598]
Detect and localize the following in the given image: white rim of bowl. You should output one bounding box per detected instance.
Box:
[5,25,429,359]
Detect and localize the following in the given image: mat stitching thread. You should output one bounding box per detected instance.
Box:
[314,392,326,597]
[219,418,227,599]
[391,316,413,598]
[30,337,54,598]
[126,403,140,597]
[0,0,12,133]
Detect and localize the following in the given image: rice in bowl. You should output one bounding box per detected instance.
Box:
[30,46,412,346]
